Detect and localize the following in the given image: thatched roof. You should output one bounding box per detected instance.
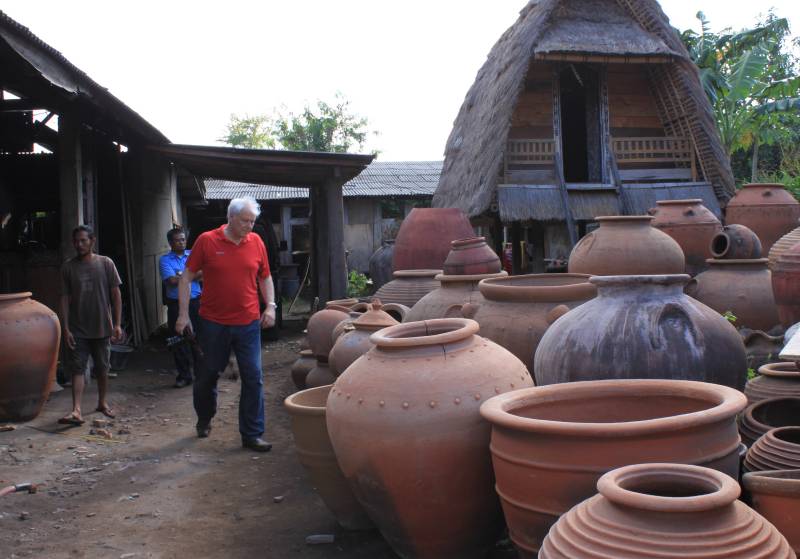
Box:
[433,0,736,220]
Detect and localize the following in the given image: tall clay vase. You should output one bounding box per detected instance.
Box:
[769,219,800,268]
[772,242,800,327]
[368,240,395,290]
[404,271,507,322]
[0,292,61,422]
[540,463,794,558]
[534,275,747,390]
[739,397,800,447]
[687,258,780,332]
[328,303,398,376]
[480,379,747,557]
[373,269,441,308]
[441,236,501,275]
[744,469,800,554]
[650,199,722,275]
[745,426,800,472]
[711,224,763,259]
[747,362,800,404]
[326,318,533,559]
[284,385,373,530]
[567,216,685,275]
[725,183,800,254]
[392,208,474,272]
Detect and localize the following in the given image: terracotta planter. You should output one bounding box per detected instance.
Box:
[541,463,794,558]
[744,469,800,553]
[726,183,800,254]
[0,292,61,422]
[290,349,315,390]
[769,219,800,269]
[306,308,349,360]
[772,242,800,327]
[373,269,441,308]
[460,273,596,372]
[328,302,398,376]
[650,199,722,275]
[480,379,747,557]
[326,318,532,559]
[739,397,800,447]
[534,275,747,390]
[745,426,800,473]
[403,271,507,322]
[441,236,501,275]
[747,362,800,404]
[392,208,474,272]
[305,360,336,389]
[710,224,763,259]
[368,240,395,290]
[568,216,685,275]
[687,258,780,332]
[284,385,373,530]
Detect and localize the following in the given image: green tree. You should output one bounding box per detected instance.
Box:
[218,114,275,149]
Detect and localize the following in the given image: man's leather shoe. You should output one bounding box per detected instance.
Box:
[242,438,272,452]
[174,379,191,388]
[196,421,211,438]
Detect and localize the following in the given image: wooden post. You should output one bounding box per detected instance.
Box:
[58,113,83,260]
[552,68,578,247]
[312,186,330,304]
[325,175,347,300]
[528,222,546,273]
[511,222,522,275]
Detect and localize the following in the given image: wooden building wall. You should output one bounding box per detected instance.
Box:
[509,62,554,140]
[607,64,663,138]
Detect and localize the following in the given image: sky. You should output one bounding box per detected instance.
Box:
[2,1,799,161]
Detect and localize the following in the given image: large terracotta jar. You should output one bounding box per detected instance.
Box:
[739,397,800,447]
[747,362,800,404]
[480,379,747,557]
[326,318,532,559]
[744,469,800,554]
[0,292,61,422]
[392,208,474,271]
[745,426,800,472]
[403,271,507,322]
[541,463,794,559]
[710,224,763,259]
[726,183,800,254]
[772,242,800,327]
[769,219,800,268]
[461,273,596,372]
[373,269,440,308]
[441,236,501,275]
[328,302,398,376]
[534,275,747,390]
[290,349,315,390]
[284,385,373,530]
[568,216,685,275]
[650,199,722,275]
[687,258,780,332]
[368,240,395,290]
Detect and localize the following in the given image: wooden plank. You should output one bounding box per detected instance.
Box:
[609,116,663,128]
[619,168,694,181]
[58,112,83,259]
[325,178,347,300]
[505,169,555,183]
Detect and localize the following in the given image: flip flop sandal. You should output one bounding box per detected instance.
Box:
[58,415,85,426]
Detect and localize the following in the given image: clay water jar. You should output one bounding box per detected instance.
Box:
[725,183,800,254]
[534,275,747,390]
[687,258,780,332]
[744,469,800,553]
[326,318,532,559]
[747,362,800,404]
[567,216,685,276]
[650,199,722,275]
[461,273,596,372]
[769,219,800,268]
[739,397,800,447]
[305,360,336,389]
[441,236,501,275]
[772,242,800,327]
[711,224,763,259]
[0,292,61,422]
[745,426,800,473]
[290,349,315,390]
[403,271,506,322]
[368,239,395,290]
[373,269,441,308]
[392,208,474,271]
[479,379,747,557]
[328,302,398,376]
[284,385,373,530]
[306,308,350,360]
[541,463,794,558]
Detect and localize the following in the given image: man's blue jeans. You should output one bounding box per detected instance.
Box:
[194,316,265,440]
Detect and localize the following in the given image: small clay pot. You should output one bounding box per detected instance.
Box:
[306,308,350,360]
[739,397,800,447]
[743,469,800,553]
[329,302,398,376]
[650,199,722,275]
[745,426,800,473]
[769,219,800,269]
[541,463,794,558]
[305,360,336,389]
[747,362,800,404]
[404,271,507,322]
[392,208,475,271]
[373,269,441,308]
[725,183,800,254]
[442,236,501,275]
[710,224,763,259]
[291,350,315,390]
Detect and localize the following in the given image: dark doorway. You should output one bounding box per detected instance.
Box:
[559,65,602,183]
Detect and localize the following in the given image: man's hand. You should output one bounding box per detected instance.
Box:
[111,325,124,343]
[176,314,192,336]
[64,329,76,350]
[260,307,276,329]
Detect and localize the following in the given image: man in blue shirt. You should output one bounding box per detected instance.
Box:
[159,227,202,387]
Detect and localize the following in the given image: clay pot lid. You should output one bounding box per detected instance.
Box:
[743,469,800,497]
[654,198,703,206]
[351,300,398,330]
[478,273,595,302]
[392,269,442,279]
[284,384,332,416]
[589,274,690,287]
[705,258,769,266]
[436,271,507,284]
[0,292,32,302]
[758,362,800,378]
[370,318,479,348]
[598,463,739,512]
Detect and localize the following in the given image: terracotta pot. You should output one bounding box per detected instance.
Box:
[772,242,800,328]
[373,269,441,308]
[441,236,501,275]
[725,183,800,254]
[480,379,747,557]
[284,385,373,530]
[306,308,350,360]
[745,426,800,473]
[744,469,800,553]
[739,397,800,447]
[742,329,785,372]
[368,240,395,290]
[460,273,596,372]
[747,362,800,404]
[534,275,747,390]
[769,219,800,269]
[0,292,61,422]
[290,349,315,390]
[305,360,336,389]
[331,303,371,344]
[686,258,780,332]
[568,216,685,275]
[328,302,398,376]
[326,318,532,559]
[650,199,722,275]
[403,271,507,322]
[380,302,409,322]
[392,208,474,272]
[541,463,794,558]
[710,224,763,259]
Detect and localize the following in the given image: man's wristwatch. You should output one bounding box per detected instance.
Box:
[267,302,277,309]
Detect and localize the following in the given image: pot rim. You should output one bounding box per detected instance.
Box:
[369,318,479,348]
[325,298,359,308]
[654,198,704,206]
[435,271,507,284]
[595,215,654,223]
[742,397,800,434]
[743,469,800,497]
[284,384,333,417]
[478,273,595,302]
[392,269,442,279]
[598,463,739,512]
[704,258,769,266]
[741,183,787,189]
[479,379,746,436]
[765,426,800,446]
[449,236,486,248]
[758,362,800,378]
[589,274,690,287]
[0,292,32,302]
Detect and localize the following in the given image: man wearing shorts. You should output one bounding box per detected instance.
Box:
[59,225,123,425]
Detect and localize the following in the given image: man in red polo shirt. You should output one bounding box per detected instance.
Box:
[175,196,276,452]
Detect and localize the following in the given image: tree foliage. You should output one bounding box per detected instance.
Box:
[218,114,275,149]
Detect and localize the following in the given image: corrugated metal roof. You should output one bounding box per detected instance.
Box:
[204,160,442,201]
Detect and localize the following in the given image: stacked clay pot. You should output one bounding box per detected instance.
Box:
[534,275,747,390]
[392,208,474,271]
[328,302,398,376]
[0,292,61,422]
[441,236,501,275]
[687,258,780,332]
[725,183,800,254]
[747,362,800,404]
[284,385,372,530]
[305,307,349,389]
[772,241,800,327]
[326,318,533,559]
[540,463,794,558]
[567,216,685,275]
[460,273,596,372]
[769,219,800,268]
[710,224,763,259]
[745,426,800,472]
[650,199,722,275]
[739,397,800,447]
[480,379,747,557]
[290,349,315,390]
[404,271,506,322]
[368,240,395,290]
[373,269,441,308]
[744,469,800,553]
